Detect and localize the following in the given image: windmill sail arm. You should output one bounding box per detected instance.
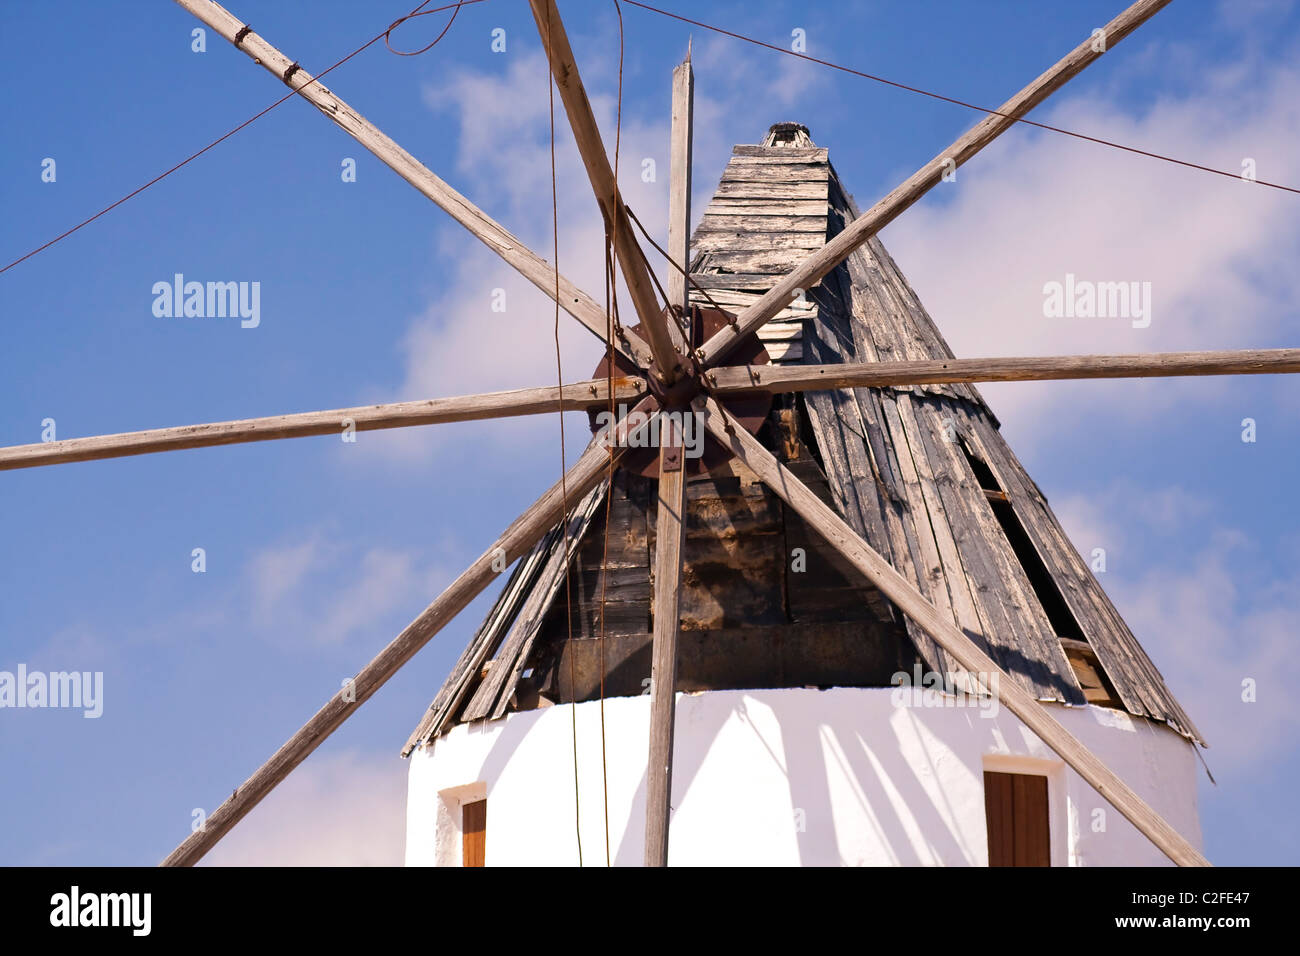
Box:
[172,0,654,368]
[693,0,1174,369]
[706,349,1300,394]
[645,422,687,866]
[159,401,660,866]
[528,0,685,382]
[0,377,646,471]
[697,394,1209,868]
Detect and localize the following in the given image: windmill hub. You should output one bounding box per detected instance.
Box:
[590,304,771,477]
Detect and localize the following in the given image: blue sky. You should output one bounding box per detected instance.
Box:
[1,0,1297,866]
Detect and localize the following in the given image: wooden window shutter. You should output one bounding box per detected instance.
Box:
[984,771,1050,866]
[462,799,486,867]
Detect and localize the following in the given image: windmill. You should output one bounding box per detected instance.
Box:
[6,0,1296,866]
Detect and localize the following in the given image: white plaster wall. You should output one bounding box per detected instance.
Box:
[404,687,1202,866]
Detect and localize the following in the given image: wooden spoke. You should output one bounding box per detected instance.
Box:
[645,417,687,866]
[529,0,684,381]
[173,0,653,368]
[0,377,646,472]
[161,399,662,867]
[642,48,696,867]
[666,47,694,323]
[693,0,1173,370]
[696,395,1210,867]
[706,348,1300,394]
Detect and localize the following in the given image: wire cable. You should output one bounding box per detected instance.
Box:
[538,1,585,870]
[623,0,1300,197]
[593,0,630,869]
[0,0,487,276]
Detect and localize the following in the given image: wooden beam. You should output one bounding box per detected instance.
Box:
[21,345,1287,473]
[706,348,1300,394]
[172,0,653,368]
[645,417,687,866]
[160,400,661,866]
[0,377,645,471]
[529,0,683,381]
[667,47,694,317]
[693,0,1173,369]
[696,395,1210,867]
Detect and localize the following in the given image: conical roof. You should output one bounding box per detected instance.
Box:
[404,126,1201,755]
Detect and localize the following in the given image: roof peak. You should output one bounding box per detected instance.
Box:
[762,122,813,147]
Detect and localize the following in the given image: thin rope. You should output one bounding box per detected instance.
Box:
[383,0,467,55]
[623,216,675,324]
[598,224,631,865]
[623,0,1300,197]
[592,0,633,868]
[598,246,619,868]
[0,0,488,277]
[541,4,583,869]
[623,201,727,333]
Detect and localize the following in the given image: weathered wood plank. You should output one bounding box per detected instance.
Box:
[551,620,911,702]
[693,231,828,252]
[756,324,802,341]
[696,248,823,274]
[720,164,829,184]
[687,273,798,291]
[687,287,816,310]
[702,199,830,217]
[646,422,687,866]
[732,145,827,160]
[699,395,1209,868]
[705,349,1300,395]
[713,180,829,200]
[160,405,656,866]
[799,324,900,602]
[889,391,987,680]
[529,0,684,381]
[957,406,1202,740]
[667,50,693,317]
[909,394,1070,700]
[921,398,1084,703]
[874,391,959,677]
[764,342,803,362]
[690,300,809,325]
[0,378,646,471]
[695,0,1176,368]
[696,214,829,233]
[465,482,607,722]
[173,0,652,367]
[405,513,561,752]
[726,154,831,167]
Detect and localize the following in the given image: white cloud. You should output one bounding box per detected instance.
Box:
[249,533,337,618]
[349,48,668,466]
[316,548,444,646]
[1116,536,1299,771]
[367,21,1300,465]
[201,750,407,866]
[245,533,448,647]
[1053,482,1213,563]
[881,48,1300,440]
[1215,0,1297,35]
[358,27,835,469]
[690,31,828,116]
[1048,481,1298,770]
